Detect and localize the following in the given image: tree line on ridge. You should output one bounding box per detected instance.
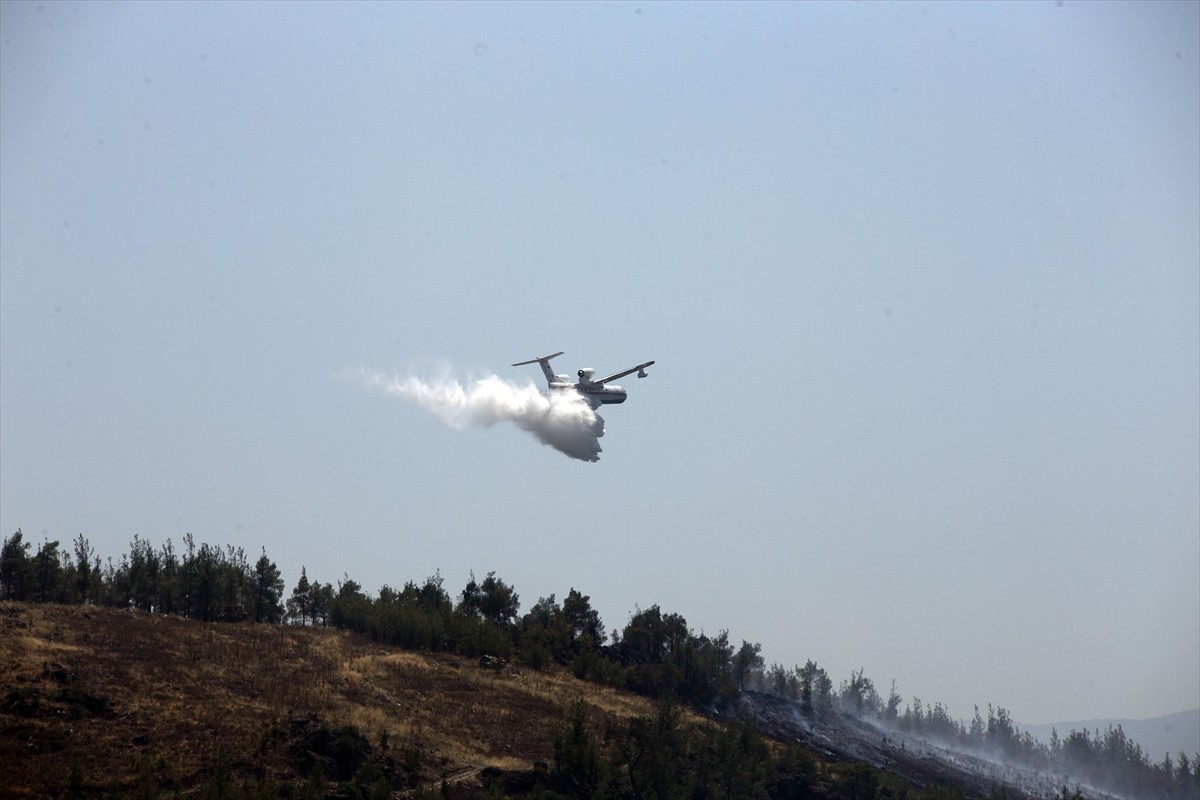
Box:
[3,529,1197,800]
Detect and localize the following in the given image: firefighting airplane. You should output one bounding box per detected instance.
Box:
[512,352,655,408]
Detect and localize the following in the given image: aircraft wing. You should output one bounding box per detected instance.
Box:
[594,360,655,384]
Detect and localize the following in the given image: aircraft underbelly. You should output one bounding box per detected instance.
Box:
[587,388,627,404]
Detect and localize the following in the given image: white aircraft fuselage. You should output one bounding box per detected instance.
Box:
[550,370,628,407]
[512,352,653,410]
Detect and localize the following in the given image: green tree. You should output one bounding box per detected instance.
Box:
[797,660,833,716]
[329,574,370,630]
[32,538,63,603]
[986,703,1021,758]
[311,581,334,626]
[833,761,878,800]
[217,545,249,612]
[192,541,220,621]
[551,695,605,794]
[617,605,694,699]
[414,571,450,613]
[250,549,284,623]
[156,538,180,614]
[619,605,689,666]
[767,663,795,699]
[519,594,570,668]
[814,668,833,712]
[72,534,97,604]
[54,545,78,604]
[694,629,738,708]
[969,706,987,749]
[712,713,771,799]
[179,533,197,618]
[619,605,668,665]
[563,587,605,650]
[457,571,482,617]
[126,535,160,611]
[478,571,519,627]
[610,699,686,800]
[885,679,902,723]
[1,529,32,600]
[94,556,116,606]
[924,701,961,741]
[840,668,876,717]
[771,742,818,800]
[288,567,312,624]
[733,640,764,692]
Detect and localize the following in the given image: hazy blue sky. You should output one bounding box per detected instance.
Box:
[2,0,1197,727]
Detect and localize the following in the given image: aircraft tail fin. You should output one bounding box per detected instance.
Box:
[511,351,565,385]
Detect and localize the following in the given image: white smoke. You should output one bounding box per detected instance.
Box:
[361,370,605,462]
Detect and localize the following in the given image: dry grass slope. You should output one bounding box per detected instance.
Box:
[0,602,679,798]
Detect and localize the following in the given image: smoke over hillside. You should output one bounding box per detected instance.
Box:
[362,370,605,462]
[745,693,1129,800]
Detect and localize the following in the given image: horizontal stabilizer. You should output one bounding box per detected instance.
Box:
[511,351,564,367]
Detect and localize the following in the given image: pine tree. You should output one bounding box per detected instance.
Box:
[0,529,32,600]
[288,567,312,624]
[251,549,284,623]
[32,538,63,603]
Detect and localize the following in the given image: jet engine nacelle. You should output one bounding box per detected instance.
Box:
[578,368,595,383]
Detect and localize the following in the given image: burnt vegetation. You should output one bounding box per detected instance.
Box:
[2,529,1197,800]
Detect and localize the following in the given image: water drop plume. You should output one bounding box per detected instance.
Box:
[362,369,604,462]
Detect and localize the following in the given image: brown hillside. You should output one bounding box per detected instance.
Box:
[0,602,708,798]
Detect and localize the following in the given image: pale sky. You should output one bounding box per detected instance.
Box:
[2,0,1197,727]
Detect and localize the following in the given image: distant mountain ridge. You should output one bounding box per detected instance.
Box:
[1021,709,1200,761]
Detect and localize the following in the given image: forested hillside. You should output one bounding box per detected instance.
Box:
[3,530,1197,800]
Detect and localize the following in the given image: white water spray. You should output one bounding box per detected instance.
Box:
[362,370,605,462]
